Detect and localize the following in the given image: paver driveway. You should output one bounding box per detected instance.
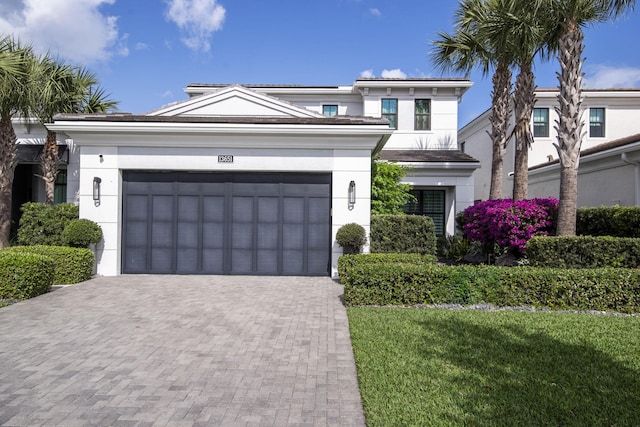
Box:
[0,275,366,426]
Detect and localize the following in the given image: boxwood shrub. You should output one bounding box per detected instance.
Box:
[338,253,437,284]
[5,246,94,285]
[527,235,640,268]
[576,205,640,237]
[0,251,54,300]
[17,202,79,246]
[341,263,640,314]
[370,214,436,255]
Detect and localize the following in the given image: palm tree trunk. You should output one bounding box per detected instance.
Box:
[488,62,512,200]
[512,62,536,201]
[41,130,59,205]
[0,113,18,248]
[555,20,584,235]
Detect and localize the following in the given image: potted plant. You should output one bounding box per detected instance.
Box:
[336,223,367,254]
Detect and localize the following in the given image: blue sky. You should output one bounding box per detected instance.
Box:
[2,0,639,127]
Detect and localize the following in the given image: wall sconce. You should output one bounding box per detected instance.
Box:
[93,177,102,206]
[348,180,356,210]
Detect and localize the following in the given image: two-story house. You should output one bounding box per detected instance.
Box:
[15,78,477,277]
[459,88,640,206]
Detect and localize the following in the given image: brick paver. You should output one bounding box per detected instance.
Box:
[0,275,365,426]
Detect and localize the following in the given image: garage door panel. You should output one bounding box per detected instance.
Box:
[123,172,330,275]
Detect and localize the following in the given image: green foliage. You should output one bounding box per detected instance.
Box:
[577,205,640,237]
[341,263,640,314]
[371,160,414,215]
[338,253,437,283]
[437,234,476,261]
[370,214,437,255]
[17,202,79,246]
[0,251,54,300]
[527,235,640,268]
[62,218,103,247]
[5,246,94,285]
[336,223,367,251]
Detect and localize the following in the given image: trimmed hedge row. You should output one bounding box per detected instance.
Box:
[341,262,640,314]
[4,246,94,285]
[527,235,640,268]
[370,215,437,255]
[0,251,54,300]
[577,205,640,237]
[338,253,437,282]
[17,202,79,246]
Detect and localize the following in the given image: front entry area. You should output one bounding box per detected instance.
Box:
[122,171,332,276]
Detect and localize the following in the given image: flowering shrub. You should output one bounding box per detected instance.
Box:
[461,198,558,256]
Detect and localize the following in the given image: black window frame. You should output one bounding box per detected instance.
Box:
[54,169,67,204]
[414,99,431,130]
[403,189,446,236]
[322,104,338,117]
[533,107,549,138]
[381,98,398,129]
[589,107,605,138]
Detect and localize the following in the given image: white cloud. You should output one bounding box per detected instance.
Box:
[165,0,226,53]
[135,42,149,51]
[369,8,381,17]
[583,65,640,89]
[381,68,407,79]
[0,0,124,64]
[359,69,375,78]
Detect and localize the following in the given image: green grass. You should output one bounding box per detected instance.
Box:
[348,308,640,426]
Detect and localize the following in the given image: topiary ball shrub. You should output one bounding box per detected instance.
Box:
[336,223,367,254]
[62,219,103,248]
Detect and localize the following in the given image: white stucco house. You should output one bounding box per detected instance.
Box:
[460,88,640,204]
[15,78,477,277]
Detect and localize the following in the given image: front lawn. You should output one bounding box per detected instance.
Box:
[348,308,640,426]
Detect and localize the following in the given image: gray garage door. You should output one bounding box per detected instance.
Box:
[122,171,331,276]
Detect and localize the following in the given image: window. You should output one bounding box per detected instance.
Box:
[403,189,446,236]
[415,99,431,130]
[381,98,398,129]
[54,169,67,204]
[590,108,605,137]
[322,105,338,117]
[533,108,549,138]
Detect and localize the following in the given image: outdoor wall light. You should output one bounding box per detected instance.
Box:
[93,177,102,206]
[348,180,356,210]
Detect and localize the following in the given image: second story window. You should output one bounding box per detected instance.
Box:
[382,98,398,129]
[415,99,431,130]
[323,105,338,117]
[533,108,549,138]
[590,108,605,137]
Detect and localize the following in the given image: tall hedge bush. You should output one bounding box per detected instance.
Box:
[370,215,436,255]
[17,202,79,246]
[5,246,94,285]
[577,206,640,237]
[0,251,54,300]
[527,235,640,268]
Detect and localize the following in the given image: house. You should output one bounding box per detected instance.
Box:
[459,88,640,204]
[17,78,476,277]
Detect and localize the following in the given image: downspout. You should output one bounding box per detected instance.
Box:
[621,152,640,206]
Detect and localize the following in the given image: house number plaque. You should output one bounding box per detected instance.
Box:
[218,155,234,163]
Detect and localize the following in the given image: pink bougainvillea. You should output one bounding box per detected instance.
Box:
[461,198,558,256]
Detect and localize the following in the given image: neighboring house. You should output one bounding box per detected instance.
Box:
[25,78,476,278]
[460,88,640,203]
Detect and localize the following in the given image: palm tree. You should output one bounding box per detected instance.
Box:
[32,62,117,204]
[550,0,635,234]
[431,0,514,200]
[0,36,33,248]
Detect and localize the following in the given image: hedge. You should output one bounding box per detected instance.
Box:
[527,235,640,268]
[341,263,640,314]
[4,246,94,285]
[370,215,436,255]
[338,253,437,283]
[0,251,54,300]
[17,202,79,246]
[577,205,640,237]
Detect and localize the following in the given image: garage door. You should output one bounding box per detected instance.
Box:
[122,171,331,276]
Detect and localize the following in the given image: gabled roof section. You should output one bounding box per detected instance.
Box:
[148,84,324,118]
[379,149,479,163]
